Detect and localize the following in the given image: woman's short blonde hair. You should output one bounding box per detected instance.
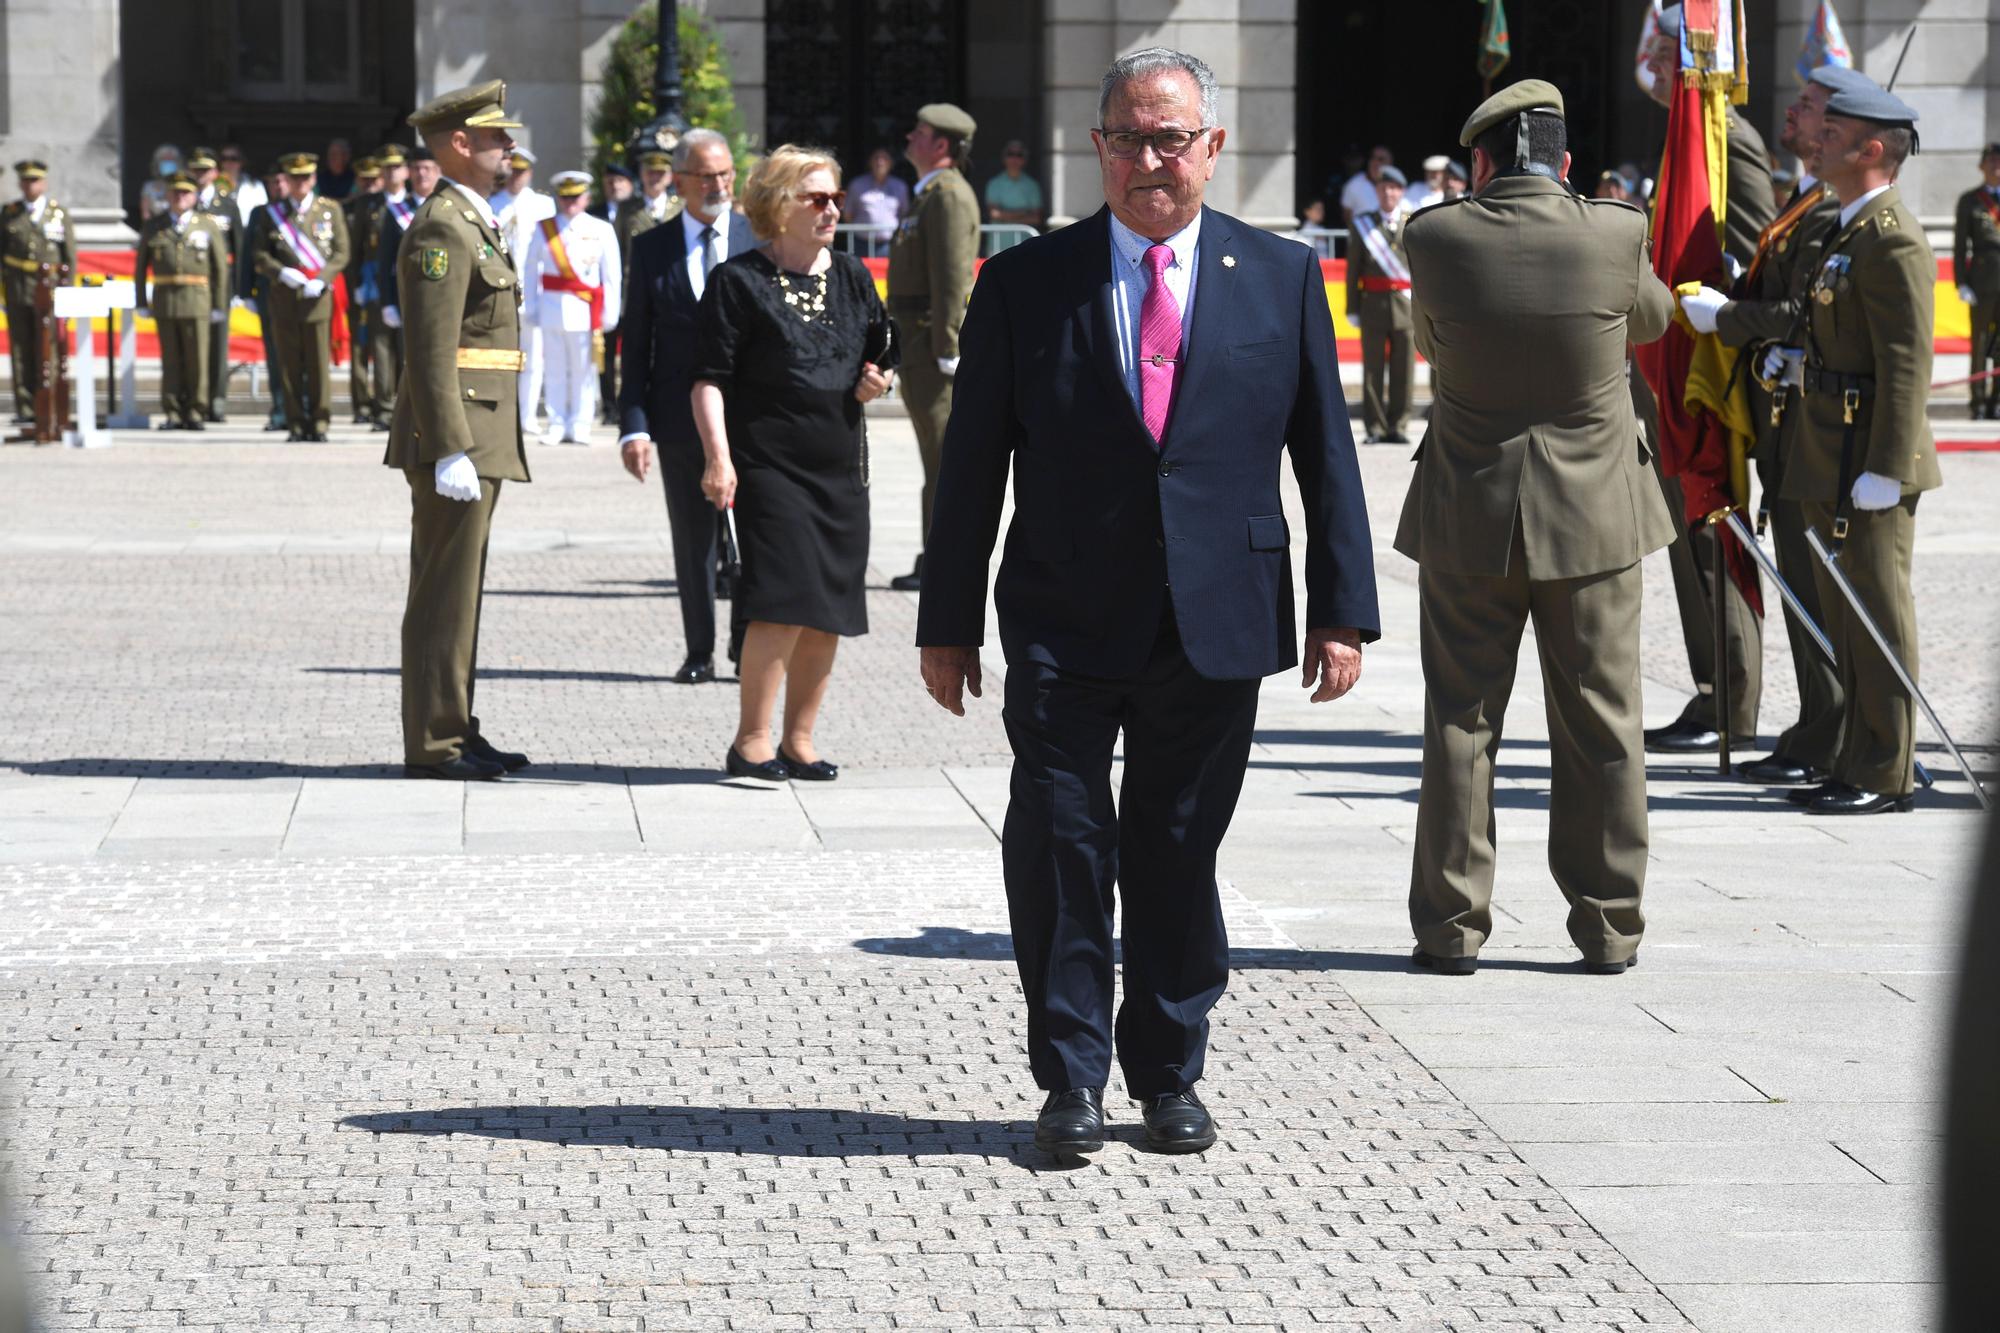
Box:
[741,143,841,240]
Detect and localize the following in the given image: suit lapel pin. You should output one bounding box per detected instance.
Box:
[1222,254,1236,268]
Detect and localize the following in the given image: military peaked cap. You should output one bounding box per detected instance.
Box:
[375,145,408,167]
[187,148,219,170]
[408,79,524,137]
[637,149,673,170]
[354,157,382,178]
[166,174,198,192]
[916,102,977,141]
[1460,79,1565,147]
[550,170,591,197]
[279,152,319,175]
[14,160,47,179]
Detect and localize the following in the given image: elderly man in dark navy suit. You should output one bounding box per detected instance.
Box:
[916,47,1379,1156]
[618,128,755,683]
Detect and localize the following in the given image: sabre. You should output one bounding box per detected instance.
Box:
[1806,526,1990,810]
[1715,508,1835,665]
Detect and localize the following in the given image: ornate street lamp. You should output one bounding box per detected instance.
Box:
[632,0,688,160]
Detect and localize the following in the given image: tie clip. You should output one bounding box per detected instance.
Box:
[1146,353,1177,368]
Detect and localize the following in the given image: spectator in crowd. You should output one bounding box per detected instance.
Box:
[219,145,265,225]
[842,147,909,256]
[138,142,184,222]
[320,138,355,199]
[983,139,1045,251]
[1594,169,1634,202]
[691,145,898,783]
[593,163,634,220]
[1406,154,1451,211]
[241,164,292,431]
[1443,160,1470,200]
[1341,144,1394,224]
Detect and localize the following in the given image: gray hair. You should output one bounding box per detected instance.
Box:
[1098,47,1219,128]
[674,128,731,171]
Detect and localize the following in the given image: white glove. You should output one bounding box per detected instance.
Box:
[209,309,226,325]
[1959,285,1976,306]
[381,305,402,329]
[1759,345,1803,387]
[1680,285,1729,335]
[278,266,307,290]
[301,278,326,300]
[434,452,482,503]
[1850,471,1900,511]
[1345,312,1360,328]
[936,356,959,377]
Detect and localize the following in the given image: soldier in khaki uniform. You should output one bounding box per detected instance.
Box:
[134,175,229,430]
[616,147,682,249]
[344,156,385,424]
[189,148,240,422]
[886,102,980,592]
[1396,81,1675,975]
[1638,4,1777,757]
[361,145,411,428]
[2,159,76,422]
[1781,80,1939,814]
[386,80,533,782]
[1680,65,1857,789]
[255,152,350,441]
[1345,164,1415,444]
[1952,142,2000,421]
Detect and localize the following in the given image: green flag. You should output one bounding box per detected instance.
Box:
[1477,0,1511,80]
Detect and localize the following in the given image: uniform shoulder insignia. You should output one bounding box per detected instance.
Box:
[1876,210,1900,231]
[2,202,20,216]
[1406,195,1469,223]
[1586,196,1646,215]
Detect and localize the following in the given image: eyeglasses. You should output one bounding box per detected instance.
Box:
[1096,127,1213,160]
[677,168,735,184]
[796,189,846,210]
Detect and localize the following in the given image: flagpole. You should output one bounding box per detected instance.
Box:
[1886,22,1916,90]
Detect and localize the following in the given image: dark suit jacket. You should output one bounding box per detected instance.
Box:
[618,213,757,447]
[375,193,431,313]
[915,205,1379,682]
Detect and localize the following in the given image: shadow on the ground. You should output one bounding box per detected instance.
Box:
[0,758,722,784]
[339,1104,1121,1170]
[852,927,1588,974]
[304,666,677,684]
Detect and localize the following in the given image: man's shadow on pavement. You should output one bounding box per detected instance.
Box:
[339,1104,1135,1171]
[853,927,1589,973]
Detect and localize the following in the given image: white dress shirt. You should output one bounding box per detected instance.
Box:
[1838,182,1893,230]
[1107,209,1200,410]
[682,208,731,302]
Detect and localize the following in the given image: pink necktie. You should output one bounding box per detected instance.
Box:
[1138,243,1181,444]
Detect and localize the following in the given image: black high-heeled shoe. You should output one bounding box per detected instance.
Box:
[725,745,789,781]
[777,746,838,781]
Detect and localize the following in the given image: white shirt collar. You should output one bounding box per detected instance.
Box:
[1838,182,1893,230]
[445,177,499,229]
[27,196,46,221]
[385,189,407,204]
[1108,208,1201,275]
[914,167,951,196]
[648,190,672,219]
[1798,174,1817,193]
[682,208,727,244]
[171,209,191,232]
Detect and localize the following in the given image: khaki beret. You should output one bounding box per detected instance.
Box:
[1459,79,1565,148]
[916,102,976,140]
[408,79,524,137]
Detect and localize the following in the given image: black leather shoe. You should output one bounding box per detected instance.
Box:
[725,746,789,781]
[308,429,329,443]
[888,555,923,592]
[1737,753,1822,785]
[1033,1088,1105,1154]
[466,733,530,773]
[371,418,391,432]
[1787,780,1835,807]
[1807,781,1913,815]
[1583,953,1639,975]
[1412,947,1477,976]
[777,746,838,781]
[156,419,183,431]
[673,656,716,685]
[1140,1090,1217,1153]
[183,418,206,432]
[405,753,505,781]
[1644,718,1721,753]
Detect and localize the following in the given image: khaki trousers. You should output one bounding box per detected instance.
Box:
[270,304,332,431]
[369,309,400,411]
[895,317,953,544]
[1359,317,1411,439]
[1657,460,1762,737]
[1411,533,1648,963]
[156,316,207,424]
[1803,495,1920,796]
[1768,494,1845,768]
[401,470,503,767]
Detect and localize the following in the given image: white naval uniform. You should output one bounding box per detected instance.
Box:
[520,209,623,441]
[491,186,557,424]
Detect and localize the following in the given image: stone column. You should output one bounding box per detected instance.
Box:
[1045,0,1298,228]
[0,0,126,238]
[1771,0,1998,219]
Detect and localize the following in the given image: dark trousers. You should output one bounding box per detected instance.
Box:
[7,299,43,417]
[598,327,619,422]
[657,441,720,660]
[401,470,502,767]
[1657,459,1761,737]
[254,292,285,425]
[157,316,207,425]
[1359,318,1411,439]
[1000,609,1260,1098]
[1971,296,1999,413]
[206,307,230,417]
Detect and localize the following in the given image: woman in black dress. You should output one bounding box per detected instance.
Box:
[690,145,897,782]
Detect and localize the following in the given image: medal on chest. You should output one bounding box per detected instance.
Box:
[1814,253,1852,305]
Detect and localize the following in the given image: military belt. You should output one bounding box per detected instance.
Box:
[456,347,525,372]
[148,274,209,286]
[1800,367,1874,396]
[4,255,42,272]
[1804,365,1874,552]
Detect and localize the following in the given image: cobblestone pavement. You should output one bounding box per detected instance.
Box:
[2,853,1685,1333]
